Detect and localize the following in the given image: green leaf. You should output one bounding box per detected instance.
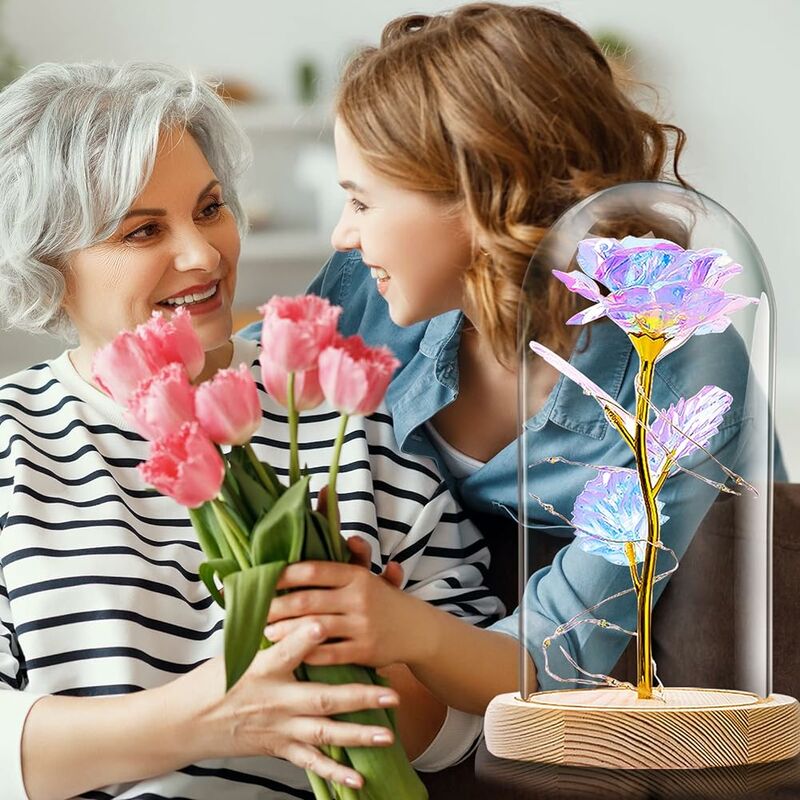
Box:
[369,668,398,734]
[226,444,250,472]
[211,500,251,570]
[230,458,276,518]
[251,476,310,565]
[221,470,255,528]
[259,459,284,497]
[222,562,286,691]
[304,509,334,561]
[304,664,428,799]
[192,502,234,562]
[198,558,238,608]
[229,445,284,499]
[188,505,222,561]
[223,502,252,545]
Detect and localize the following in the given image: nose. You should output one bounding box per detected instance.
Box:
[330,204,360,253]
[173,225,221,273]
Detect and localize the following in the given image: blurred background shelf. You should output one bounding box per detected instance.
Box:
[241,228,331,263]
[230,102,332,134]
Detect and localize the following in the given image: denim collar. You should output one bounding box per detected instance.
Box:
[418,309,463,362]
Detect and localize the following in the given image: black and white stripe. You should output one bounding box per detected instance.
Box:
[0,337,502,799]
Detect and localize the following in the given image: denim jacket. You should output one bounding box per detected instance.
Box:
[241,249,786,690]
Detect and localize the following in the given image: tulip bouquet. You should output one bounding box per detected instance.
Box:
[91,298,428,800]
[528,236,758,700]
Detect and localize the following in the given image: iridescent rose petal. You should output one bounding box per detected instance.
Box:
[646,385,733,474]
[571,468,669,566]
[597,247,681,292]
[576,237,682,287]
[564,303,607,326]
[598,284,757,343]
[659,248,741,289]
[556,237,758,355]
[529,340,635,434]
[551,270,602,302]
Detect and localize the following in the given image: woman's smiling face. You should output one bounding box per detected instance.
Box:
[330,118,474,327]
[63,128,240,356]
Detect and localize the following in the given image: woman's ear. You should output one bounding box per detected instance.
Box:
[57,256,77,317]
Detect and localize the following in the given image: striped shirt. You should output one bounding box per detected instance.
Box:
[0,336,503,800]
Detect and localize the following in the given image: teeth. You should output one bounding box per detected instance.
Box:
[163,284,217,306]
[370,267,389,280]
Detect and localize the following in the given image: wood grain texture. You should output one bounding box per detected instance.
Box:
[484,688,800,769]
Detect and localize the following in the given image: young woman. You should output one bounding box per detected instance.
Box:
[248,1,776,765]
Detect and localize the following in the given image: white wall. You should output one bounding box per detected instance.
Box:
[3,0,799,476]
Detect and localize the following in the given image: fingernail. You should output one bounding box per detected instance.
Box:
[372,732,393,745]
[344,776,361,788]
[378,694,398,706]
[310,623,324,640]
[264,625,275,638]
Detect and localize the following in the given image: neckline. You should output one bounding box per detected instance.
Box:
[423,420,486,470]
[48,336,259,428]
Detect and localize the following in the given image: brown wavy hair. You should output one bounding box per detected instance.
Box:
[335,3,688,364]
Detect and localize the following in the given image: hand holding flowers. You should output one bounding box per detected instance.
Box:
[265,558,422,670]
[92,300,424,800]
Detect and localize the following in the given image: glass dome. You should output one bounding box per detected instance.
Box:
[514,180,776,705]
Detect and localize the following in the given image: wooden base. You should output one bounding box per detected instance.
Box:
[484,687,800,770]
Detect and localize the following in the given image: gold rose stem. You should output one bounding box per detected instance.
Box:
[629,334,666,700]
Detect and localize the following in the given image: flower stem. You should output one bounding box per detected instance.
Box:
[244,442,280,496]
[328,747,359,800]
[327,414,350,562]
[307,772,334,800]
[629,334,666,699]
[260,633,334,800]
[211,499,251,571]
[287,372,300,485]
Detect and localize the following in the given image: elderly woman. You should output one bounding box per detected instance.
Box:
[0,63,504,800]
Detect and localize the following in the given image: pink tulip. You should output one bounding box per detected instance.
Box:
[318,335,400,416]
[136,307,206,381]
[195,364,262,445]
[126,363,197,441]
[259,295,342,373]
[91,331,165,406]
[139,422,224,508]
[260,359,324,412]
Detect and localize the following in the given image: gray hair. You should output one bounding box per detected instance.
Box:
[0,62,252,338]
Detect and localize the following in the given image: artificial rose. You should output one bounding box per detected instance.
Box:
[259,295,341,373]
[318,335,400,416]
[552,236,758,359]
[138,421,224,508]
[195,363,262,445]
[91,331,165,406]
[260,359,324,412]
[126,363,196,441]
[136,306,206,381]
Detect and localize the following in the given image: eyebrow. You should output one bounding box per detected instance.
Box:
[123,179,221,219]
[339,180,368,195]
